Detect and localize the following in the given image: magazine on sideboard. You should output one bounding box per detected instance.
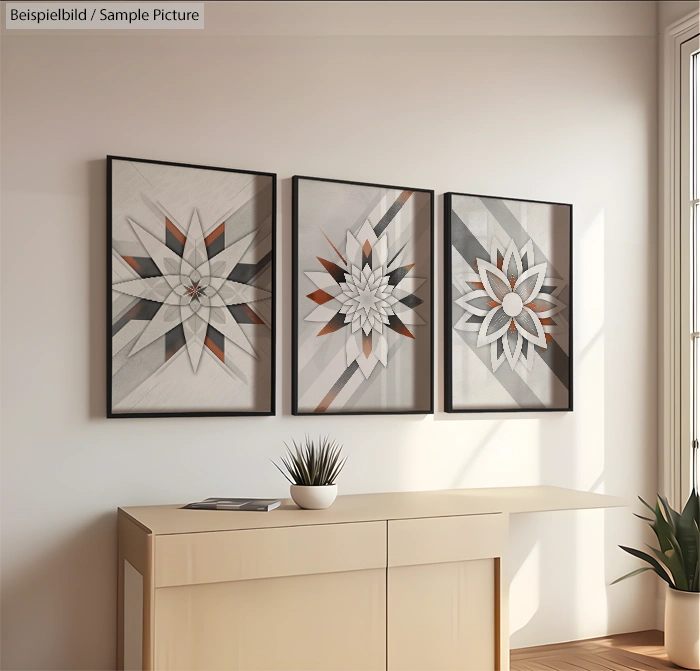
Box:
[182,497,281,512]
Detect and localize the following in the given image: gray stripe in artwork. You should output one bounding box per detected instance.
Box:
[339,337,405,410]
[451,211,569,402]
[479,198,563,280]
[374,191,411,237]
[451,288,546,409]
[451,211,485,270]
[536,338,569,388]
[298,327,344,390]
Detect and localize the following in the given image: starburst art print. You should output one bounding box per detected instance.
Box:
[293,176,433,415]
[445,192,572,412]
[108,157,275,417]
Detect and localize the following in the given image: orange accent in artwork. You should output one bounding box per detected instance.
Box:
[487,301,500,308]
[307,289,334,305]
[545,333,553,344]
[362,239,372,258]
[539,317,555,326]
[510,275,516,290]
[322,230,346,264]
[166,218,187,245]
[472,282,485,289]
[317,320,342,336]
[317,257,345,280]
[363,332,372,359]
[122,256,142,273]
[527,300,555,313]
[405,263,415,271]
[240,305,265,324]
[204,222,224,246]
[510,319,516,334]
[388,315,415,339]
[205,336,225,362]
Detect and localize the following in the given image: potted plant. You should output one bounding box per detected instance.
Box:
[273,435,347,510]
[613,489,699,669]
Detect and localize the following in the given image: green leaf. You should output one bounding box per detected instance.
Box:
[658,495,680,532]
[611,567,654,585]
[639,496,656,515]
[690,520,700,592]
[677,490,700,589]
[646,545,689,591]
[618,546,674,587]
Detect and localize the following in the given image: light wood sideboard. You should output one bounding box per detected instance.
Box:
[118,486,625,671]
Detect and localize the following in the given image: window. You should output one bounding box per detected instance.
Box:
[660,12,699,510]
[689,41,700,498]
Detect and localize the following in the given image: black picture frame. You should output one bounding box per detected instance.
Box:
[107,155,277,418]
[292,175,434,416]
[444,191,573,413]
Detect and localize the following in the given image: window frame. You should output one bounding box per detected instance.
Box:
[660,12,699,509]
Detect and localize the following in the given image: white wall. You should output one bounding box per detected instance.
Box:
[0,2,659,668]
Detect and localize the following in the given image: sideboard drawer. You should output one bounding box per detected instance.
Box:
[388,513,506,567]
[154,521,387,588]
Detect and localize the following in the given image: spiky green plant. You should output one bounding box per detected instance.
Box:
[272,435,347,486]
[613,491,700,592]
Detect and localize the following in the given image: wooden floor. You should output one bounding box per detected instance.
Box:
[511,630,681,671]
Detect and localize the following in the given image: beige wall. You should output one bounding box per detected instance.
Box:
[1,2,659,668]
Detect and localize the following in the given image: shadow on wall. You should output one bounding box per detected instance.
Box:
[1,514,117,670]
[507,208,606,647]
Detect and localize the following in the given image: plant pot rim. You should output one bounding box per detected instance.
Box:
[666,584,700,596]
[290,484,338,488]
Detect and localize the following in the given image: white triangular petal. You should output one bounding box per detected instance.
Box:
[502,332,523,371]
[207,230,257,279]
[514,306,547,347]
[476,259,511,302]
[346,231,362,267]
[306,271,340,291]
[455,289,491,317]
[127,217,193,283]
[502,240,523,285]
[477,306,511,346]
[514,263,547,304]
[182,211,209,278]
[305,304,339,322]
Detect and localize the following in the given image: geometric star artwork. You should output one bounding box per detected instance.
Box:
[108,156,276,417]
[445,192,572,412]
[293,176,433,415]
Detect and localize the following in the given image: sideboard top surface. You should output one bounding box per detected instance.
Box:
[119,486,626,536]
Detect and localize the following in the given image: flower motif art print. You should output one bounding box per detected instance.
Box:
[294,178,433,415]
[304,219,425,381]
[446,193,572,412]
[109,158,275,416]
[454,238,567,373]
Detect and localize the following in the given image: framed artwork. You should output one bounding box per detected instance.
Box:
[445,192,572,412]
[107,156,276,417]
[293,176,434,415]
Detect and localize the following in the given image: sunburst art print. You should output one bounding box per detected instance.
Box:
[445,192,572,412]
[293,176,433,415]
[108,157,275,417]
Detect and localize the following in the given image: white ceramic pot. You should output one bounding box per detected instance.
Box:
[290,484,338,510]
[665,585,700,669]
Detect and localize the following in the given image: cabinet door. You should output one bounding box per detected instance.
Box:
[155,569,386,670]
[387,514,508,671]
[153,521,386,671]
